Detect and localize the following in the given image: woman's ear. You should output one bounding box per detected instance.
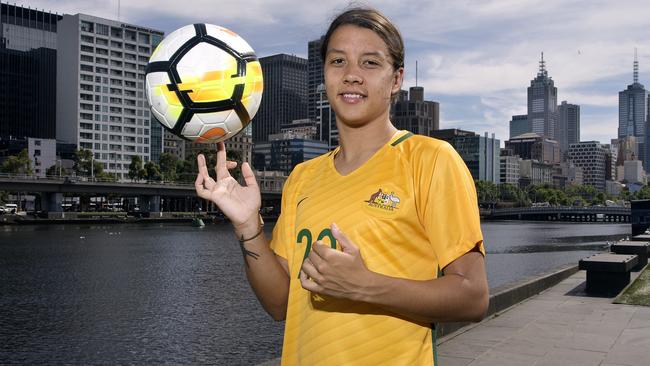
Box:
[391,67,404,95]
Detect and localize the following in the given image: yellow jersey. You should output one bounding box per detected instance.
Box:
[270,130,484,365]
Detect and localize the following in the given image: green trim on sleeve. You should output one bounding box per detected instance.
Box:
[391,132,414,146]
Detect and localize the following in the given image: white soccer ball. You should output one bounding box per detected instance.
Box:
[145,24,263,143]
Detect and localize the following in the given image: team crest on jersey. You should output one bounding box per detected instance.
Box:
[365,188,401,212]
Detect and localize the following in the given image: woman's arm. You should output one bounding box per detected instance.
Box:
[300,223,489,324]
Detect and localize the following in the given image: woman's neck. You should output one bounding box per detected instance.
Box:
[334,121,398,175]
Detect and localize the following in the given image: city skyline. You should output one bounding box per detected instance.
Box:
[12,0,650,145]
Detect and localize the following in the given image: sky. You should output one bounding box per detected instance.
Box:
[18,0,650,145]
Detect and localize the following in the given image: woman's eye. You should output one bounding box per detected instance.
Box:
[364,60,380,66]
[330,58,344,65]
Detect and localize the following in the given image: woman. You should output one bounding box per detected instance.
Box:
[195,7,489,365]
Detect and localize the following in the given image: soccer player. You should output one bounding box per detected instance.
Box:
[195,7,489,365]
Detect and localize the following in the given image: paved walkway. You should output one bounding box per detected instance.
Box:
[437,270,650,366]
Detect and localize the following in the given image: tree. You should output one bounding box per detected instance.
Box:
[73,149,104,177]
[565,184,598,203]
[498,183,529,207]
[176,159,195,183]
[0,191,8,204]
[0,149,32,175]
[144,161,162,181]
[127,155,146,181]
[475,180,498,208]
[46,164,69,177]
[636,185,650,200]
[159,152,179,182]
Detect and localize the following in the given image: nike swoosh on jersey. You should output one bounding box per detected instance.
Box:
[297,197,309,207]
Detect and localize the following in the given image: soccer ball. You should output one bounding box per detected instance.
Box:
[145,24,263,143]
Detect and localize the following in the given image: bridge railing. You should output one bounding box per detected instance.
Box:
[0,173,195,187]
[491,206,630,214]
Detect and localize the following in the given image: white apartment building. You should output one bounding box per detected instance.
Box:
[56,14,163,180]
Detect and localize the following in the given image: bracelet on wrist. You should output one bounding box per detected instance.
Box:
[237,214,264,243]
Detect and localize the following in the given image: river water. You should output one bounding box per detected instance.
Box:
[0,221,630,365]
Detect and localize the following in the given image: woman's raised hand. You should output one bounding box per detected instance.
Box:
[194,142,261,227]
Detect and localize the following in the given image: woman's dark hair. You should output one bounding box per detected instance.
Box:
[320,7,404,71]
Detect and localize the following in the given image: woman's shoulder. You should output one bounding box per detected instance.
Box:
[392,132,454,161]
[287,150,335,178]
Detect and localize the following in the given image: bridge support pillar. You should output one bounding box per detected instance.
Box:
[139,195,161,213]
[45,192,63,213]
[44,192,64,218]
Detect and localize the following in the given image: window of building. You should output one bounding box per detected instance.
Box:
[95,23,109,36]
[111,26,123,38]
[81,21,94,33]
[111,40,123,49]
[125,30,137,41]
[96,37,108,46]
[138,33,150,44]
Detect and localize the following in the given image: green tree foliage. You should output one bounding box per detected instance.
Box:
[475,180,499,208]
[0,191,8,204]
[127,155,146,181]
[474,181,617,207]
[46,163,70,177]
[498,183,529,207]
[0,149,32,175]
[635,185,650,200]
[144,161,162,181]
[159,152,179,182]
[73,149,104,177]
[565,184,599,203]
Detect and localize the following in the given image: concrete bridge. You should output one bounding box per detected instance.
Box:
[0,174,281,215]
[485,206,630,222]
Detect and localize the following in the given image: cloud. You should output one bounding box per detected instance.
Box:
[14,0,650,144]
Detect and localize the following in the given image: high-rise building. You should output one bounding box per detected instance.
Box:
[509,114,530,139]
[557,101,580,155]
[315,83,337,147]
[618,50,648,169]
[0,3,60,140]
[162,130,185,160]
[527,53,558,139]
[253,54,307,143]
[615,135,639,165]
[252,136,329,174]
[431,129,500,184]
[56,14,164,180]
[500,154,521,185]
[390,86,439,136]
[505,132,560,164]
[308,37,324,124]
[567,141,608,191]
[624,160,645,184]
[519,160,553,186]
[0,3,59,51]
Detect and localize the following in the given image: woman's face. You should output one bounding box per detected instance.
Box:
[324,24,403,129]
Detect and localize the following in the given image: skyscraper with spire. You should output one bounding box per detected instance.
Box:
[527,53,558,139]
[618,49,648,169]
